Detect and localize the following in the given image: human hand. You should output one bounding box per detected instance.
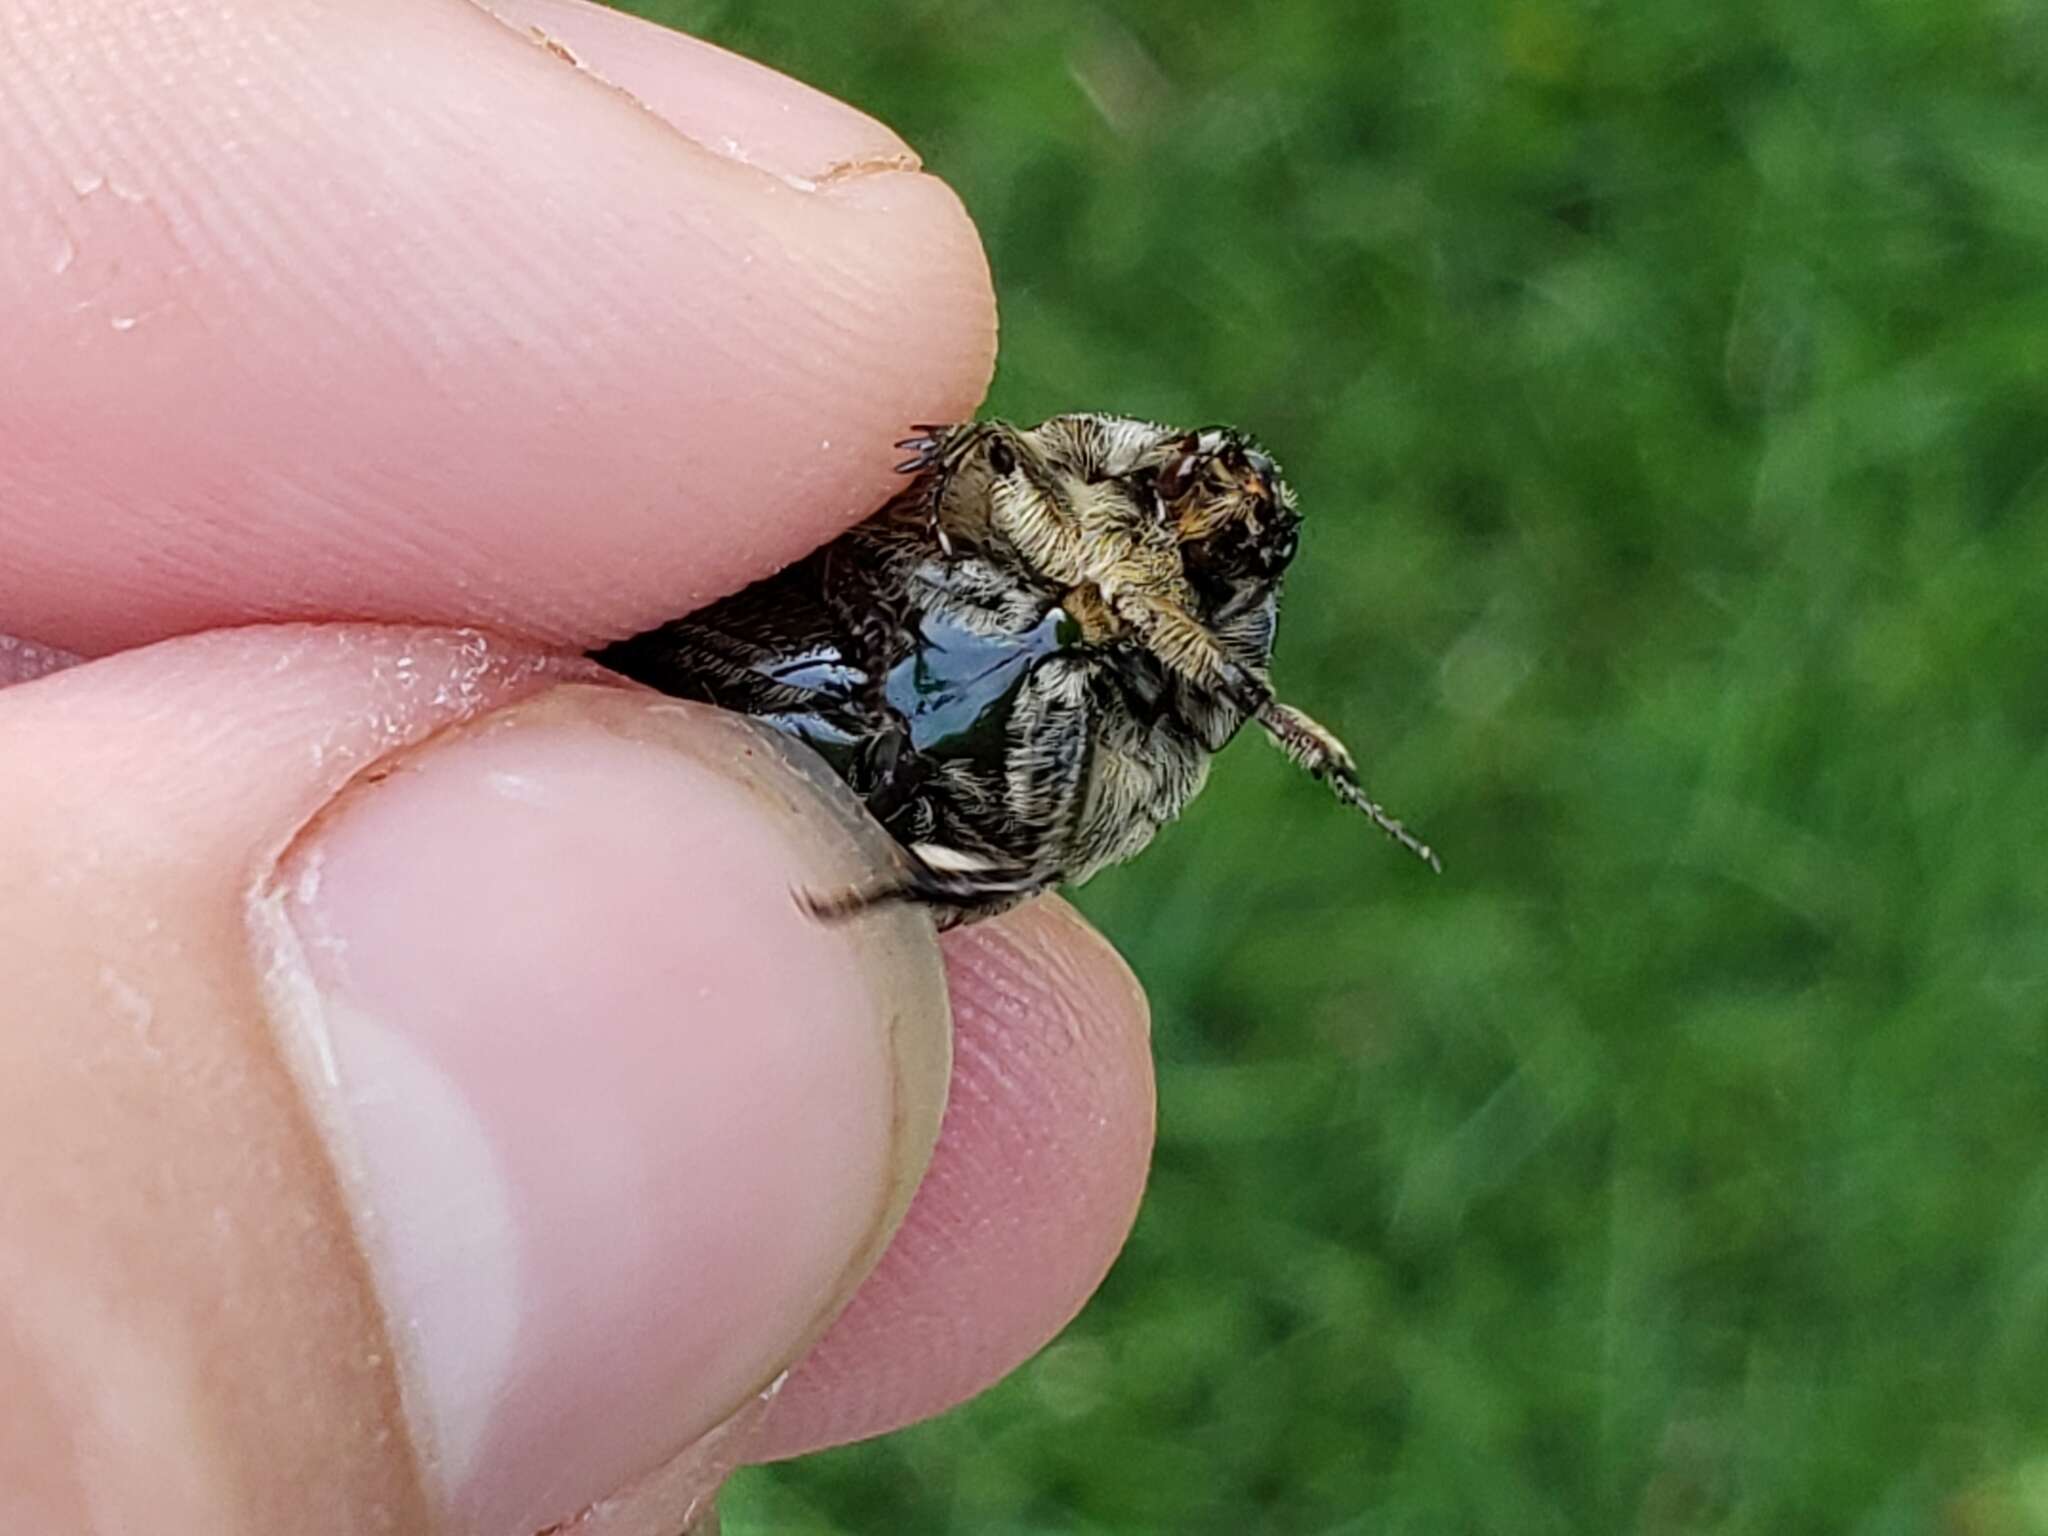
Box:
[0,3,1155,1532]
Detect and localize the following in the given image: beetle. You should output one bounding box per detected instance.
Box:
[593,413,1436,925]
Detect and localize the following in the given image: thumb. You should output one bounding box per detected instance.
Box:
[0,628,950,1536]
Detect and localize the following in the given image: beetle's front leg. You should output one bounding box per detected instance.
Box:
[895,422,995,559]
[1257,702,1440,870]
[1099,583,1272,716]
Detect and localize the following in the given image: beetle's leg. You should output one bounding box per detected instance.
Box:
[891,424,953,474]
[797,844,1053,925]
[1256,701,1440,870]
[1092,586,1435,864]
[1098,579,1441,870]
[896,422,988,560]
[1099,584,1273,715]
[816,540,927,806]
[924,475,956,559]
[861,729,955,842]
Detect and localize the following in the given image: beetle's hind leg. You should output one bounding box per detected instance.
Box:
[1257,702,1441,871]
[798,843,1054,928]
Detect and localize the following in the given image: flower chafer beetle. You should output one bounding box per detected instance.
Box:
[594,414,1436,926]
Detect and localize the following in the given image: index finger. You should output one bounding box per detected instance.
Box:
[0,0,996,655]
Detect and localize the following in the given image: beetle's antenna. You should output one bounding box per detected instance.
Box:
[1257,700,1440,871]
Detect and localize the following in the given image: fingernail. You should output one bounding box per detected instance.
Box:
[257,684,950,1536]
[480,0,921,186]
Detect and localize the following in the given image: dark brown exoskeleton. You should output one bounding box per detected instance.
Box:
[593,414,1436,926]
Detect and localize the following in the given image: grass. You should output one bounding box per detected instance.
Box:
[621,2,2048,1529]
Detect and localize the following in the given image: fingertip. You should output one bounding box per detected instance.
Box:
[478,0,923,184]
[1,1,997,653]
[748,898,1155,1460]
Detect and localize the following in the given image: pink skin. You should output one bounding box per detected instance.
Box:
[753,902,1159,1461]
[3,0,990,652]
[0,3,1155,1532]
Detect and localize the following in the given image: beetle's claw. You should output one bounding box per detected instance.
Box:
[894,425,962,475]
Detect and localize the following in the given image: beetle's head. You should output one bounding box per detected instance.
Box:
[1149,428,1301,610]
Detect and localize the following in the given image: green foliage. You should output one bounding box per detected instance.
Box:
[628,1,2048,1528]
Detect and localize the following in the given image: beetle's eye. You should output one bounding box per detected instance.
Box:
[1269,520,1299,569]
[987,439,1017,476]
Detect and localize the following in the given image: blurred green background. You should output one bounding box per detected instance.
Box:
[626,2,2048,1529]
